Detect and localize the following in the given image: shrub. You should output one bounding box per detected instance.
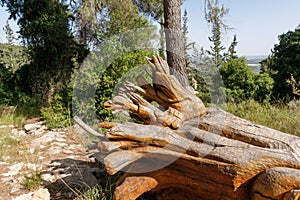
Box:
[40,94,72,129]
[220,58,273,102]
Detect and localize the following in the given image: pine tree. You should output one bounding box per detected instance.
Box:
[204,0,230,67]
[182,9,190,66]
[3,20,14,44]
[226,34,238,60]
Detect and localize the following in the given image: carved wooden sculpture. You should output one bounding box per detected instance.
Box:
[95,56,300,200]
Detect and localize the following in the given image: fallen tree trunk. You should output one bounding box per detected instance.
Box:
[92,56,300,200]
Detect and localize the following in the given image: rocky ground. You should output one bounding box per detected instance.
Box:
[0,119,104,200]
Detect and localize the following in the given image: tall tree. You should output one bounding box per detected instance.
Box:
[133,0,189,86]
[164,0,189,86]
[263,26,300,101]
[204,0,229,67]
[182,9,192,66]
[3,20,15,44]
[226,34,238,60]
[2,0,88,101]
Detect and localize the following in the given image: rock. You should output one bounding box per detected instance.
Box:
[41,173,55,183]
[52,142,68,147]
[2,163,24,177]
[24,124,37,132]
[26,163,41,171]
[13,188,50,200]
[62,149,74,154]
[31,131,66,146]
[11,129,27,136]
[0,161,7,165]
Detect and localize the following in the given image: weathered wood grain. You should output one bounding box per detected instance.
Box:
[86,55,300,200]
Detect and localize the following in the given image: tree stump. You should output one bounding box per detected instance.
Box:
[94,56,300,200]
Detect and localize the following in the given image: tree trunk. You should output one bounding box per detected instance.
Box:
[79,56,300,200]
[163,0,189,86]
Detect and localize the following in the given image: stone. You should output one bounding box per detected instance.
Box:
[41,173,55,183]
[31,132,65,146]
[26,163,40,171]
[13,188,50,200]
[12,129,27,136]
[52,142,68,147]
[0,161,7,165]
[18,130,27,136]
[2,163,24,176]
[24,124,37,132]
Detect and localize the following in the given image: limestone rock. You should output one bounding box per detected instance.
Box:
[13,188,50,200]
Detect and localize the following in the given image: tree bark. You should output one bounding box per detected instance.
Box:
[80,56,300,200]
[163,0,189,86]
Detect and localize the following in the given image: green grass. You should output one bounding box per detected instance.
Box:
[223,99,300,136]
[21,172,43,191]
[0,102,40,127]
[75,170,122,200]
[75,184,106,200]
[0,129,20,160]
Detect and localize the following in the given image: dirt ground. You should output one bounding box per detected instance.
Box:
[0,124,103,200]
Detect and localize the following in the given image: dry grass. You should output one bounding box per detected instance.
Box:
[224,99,300,136]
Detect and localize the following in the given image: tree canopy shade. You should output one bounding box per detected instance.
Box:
[263,26,300,101]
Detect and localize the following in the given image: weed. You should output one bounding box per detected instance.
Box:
[73,168,122,200]
[75,184,106,200]
[21,172,43,191]
[0,129,20,161]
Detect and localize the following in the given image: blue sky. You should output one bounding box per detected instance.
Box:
[182,0,300,56]
[1,0,300,56]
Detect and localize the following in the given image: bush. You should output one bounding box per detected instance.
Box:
[0,63,15,105]
[95,50,154,121]
[220,58,273,102]
[40,94,72,129]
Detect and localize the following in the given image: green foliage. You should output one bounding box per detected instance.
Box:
[75,169,122,200]
[75,184,106,200]
[133,0,164,20]
[21,172,42,191]
[71,0,153,47]
[182,9,195,67]
[205,0,229,67]
[225,34,238,60]
[4,0,88,101]
[3,20,15,44]
[95,50,154,120]
[0,43,28,72]
[0,63,14,105]
[220,58,273,102]
[188,67,211,103]
[41,93,72,129]
[0,129,20,160]
[262,26,300,101]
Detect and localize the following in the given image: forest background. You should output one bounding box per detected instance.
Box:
[0,0,299,135]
